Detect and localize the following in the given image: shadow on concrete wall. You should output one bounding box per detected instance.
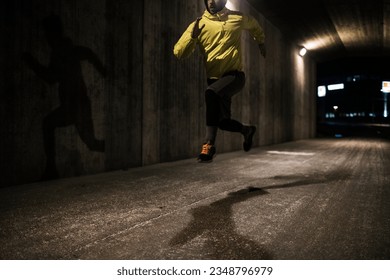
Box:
[22,15,106,181]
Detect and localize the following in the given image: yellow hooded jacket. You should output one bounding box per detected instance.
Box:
[173,7,265,79]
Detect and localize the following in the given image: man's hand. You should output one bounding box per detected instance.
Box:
[191,17,205,39]
[258,43,266,58]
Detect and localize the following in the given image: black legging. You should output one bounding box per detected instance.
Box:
[204,71,246,144]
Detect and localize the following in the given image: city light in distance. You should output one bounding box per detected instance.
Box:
[327,83,344,91]
[317,85,326,97]
[381,81,390,93]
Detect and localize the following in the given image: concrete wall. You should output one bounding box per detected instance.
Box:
[0,0,316,187]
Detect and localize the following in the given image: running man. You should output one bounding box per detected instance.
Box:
[174,0,266,163]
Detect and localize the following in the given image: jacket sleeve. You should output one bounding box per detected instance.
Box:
[173,22,198,59]
[242,15,265,45]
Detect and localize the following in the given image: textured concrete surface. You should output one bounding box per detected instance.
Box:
[1,138,390,260]
[2,0,316,187]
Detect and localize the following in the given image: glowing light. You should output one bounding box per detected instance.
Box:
[327,83,344,91]
[299,47,307,57]
[268,151,315,156]
[317,85,326,97]
[226,0,238,11]
[303,35,335,51]
[294,48,305,90]
[335,29,358,48]
[333,106,339,110]
[380,81,389,117]
[381,81,390,93]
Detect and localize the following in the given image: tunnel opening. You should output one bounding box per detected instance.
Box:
[316,57,390,139]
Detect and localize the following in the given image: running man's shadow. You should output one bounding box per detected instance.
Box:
[169,173,338,259]
[169,187,272,259]
[22,15,106,180]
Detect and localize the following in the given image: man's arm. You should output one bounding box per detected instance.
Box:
[243,15,266,57]
[173,18,204,59]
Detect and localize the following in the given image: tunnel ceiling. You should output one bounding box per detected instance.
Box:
[248,0,390,62]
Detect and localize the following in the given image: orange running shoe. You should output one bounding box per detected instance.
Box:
[197,142,216,163]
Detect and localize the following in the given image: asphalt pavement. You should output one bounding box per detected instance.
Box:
[1,137,389,260]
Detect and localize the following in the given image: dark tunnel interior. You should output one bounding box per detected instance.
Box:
[1,0,390,267]
[316,57,390,138]
[1,0,390,187]
[247,0,390,138]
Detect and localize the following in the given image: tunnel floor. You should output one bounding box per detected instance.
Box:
[1,137,390,260]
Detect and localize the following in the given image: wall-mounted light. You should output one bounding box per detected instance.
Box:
[299,47,307,57]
